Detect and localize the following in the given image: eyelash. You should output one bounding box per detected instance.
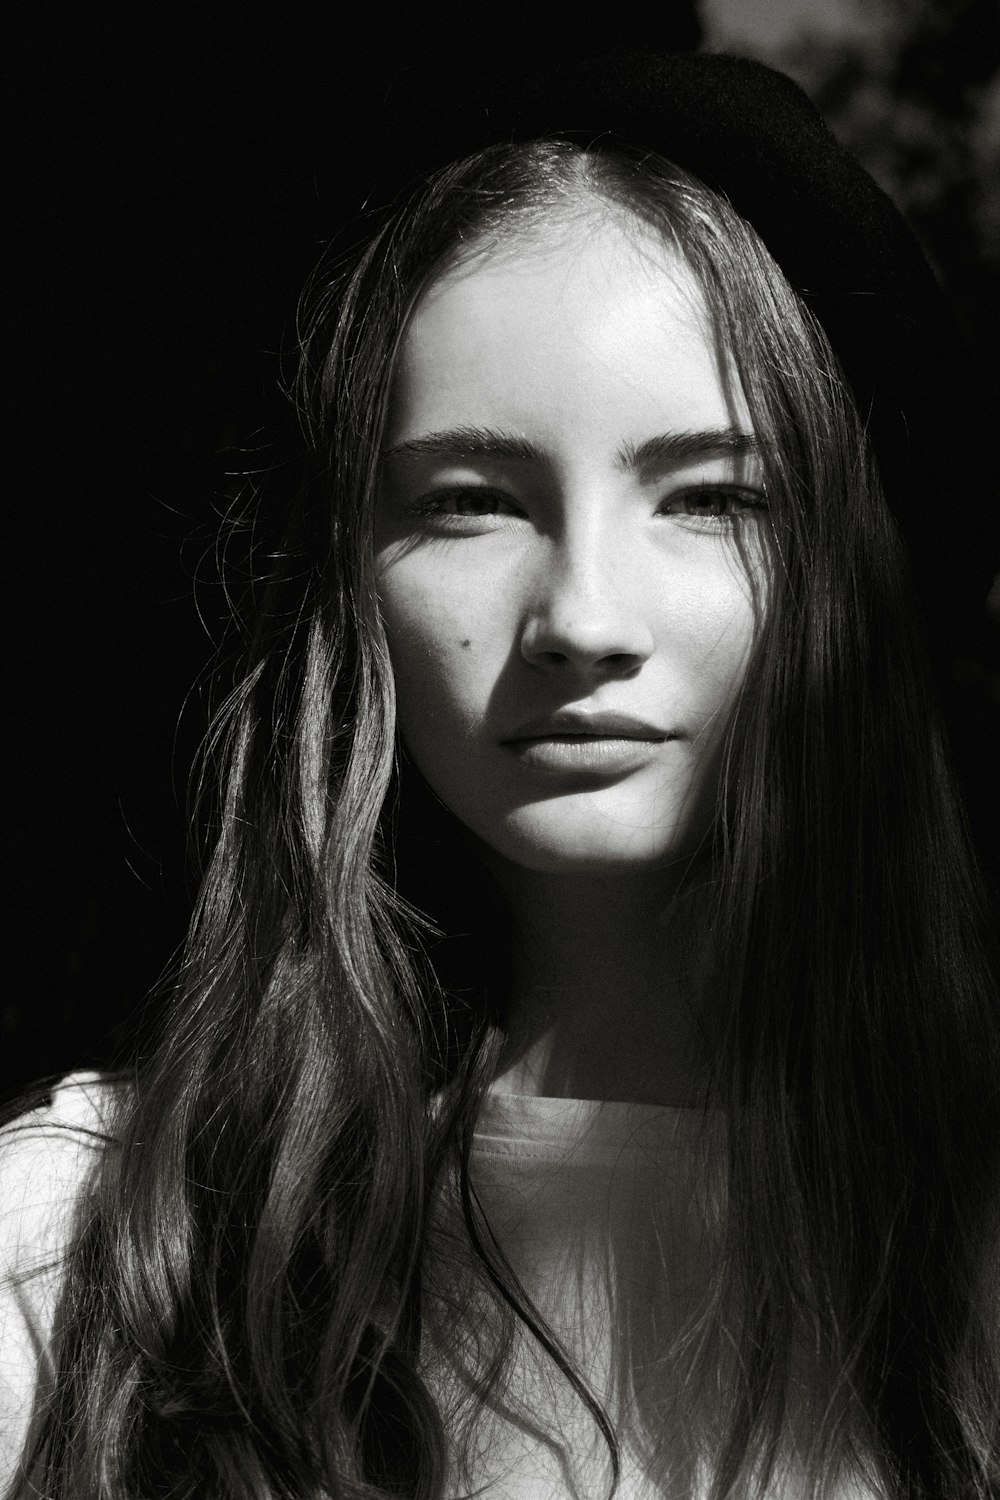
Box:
[410,483,768,527]
[658,481,768,524]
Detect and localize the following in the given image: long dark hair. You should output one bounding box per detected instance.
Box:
[14,141,999,1500]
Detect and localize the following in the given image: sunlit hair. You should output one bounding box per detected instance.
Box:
[15,142,999,1500]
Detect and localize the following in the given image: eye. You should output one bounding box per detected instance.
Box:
[657,485,768,525]
[408,487,525,527]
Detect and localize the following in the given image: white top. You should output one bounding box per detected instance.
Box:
[426,1091,729,1499]
[0,1078,881,1498]
[0,1072,114,1482]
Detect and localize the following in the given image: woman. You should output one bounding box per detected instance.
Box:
[2,51,998,1500]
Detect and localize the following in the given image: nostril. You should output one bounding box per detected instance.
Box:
[595,654,646,680]
[530,647,645,676]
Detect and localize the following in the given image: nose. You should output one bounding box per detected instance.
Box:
[519,533,655,676]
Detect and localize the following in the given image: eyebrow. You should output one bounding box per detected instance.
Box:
[380,424,762,471]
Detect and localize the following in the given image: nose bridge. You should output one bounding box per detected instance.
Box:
[551,499,625,604]
[521,489,653,668]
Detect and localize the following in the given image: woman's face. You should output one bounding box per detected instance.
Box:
[375,213,766,876]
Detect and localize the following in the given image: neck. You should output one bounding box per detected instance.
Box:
[487,858,721,1107]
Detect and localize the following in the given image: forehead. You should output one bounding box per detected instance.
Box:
[388,215,748,444]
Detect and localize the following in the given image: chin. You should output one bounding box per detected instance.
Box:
[486,806,710,878]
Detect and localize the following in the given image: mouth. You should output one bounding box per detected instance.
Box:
[500,716,676,776]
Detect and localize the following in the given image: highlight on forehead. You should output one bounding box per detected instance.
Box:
[404,195,751,465]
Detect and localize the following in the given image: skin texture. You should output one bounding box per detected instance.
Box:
[375,211,767,1103]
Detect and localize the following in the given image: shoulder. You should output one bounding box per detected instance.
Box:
[0,1071,119,1275]
[0,1071,122,1476]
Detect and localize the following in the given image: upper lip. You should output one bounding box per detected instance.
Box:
[501,709,672,742]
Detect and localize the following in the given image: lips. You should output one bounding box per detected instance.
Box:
[499,709,675,777]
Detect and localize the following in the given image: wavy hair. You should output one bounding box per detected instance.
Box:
[13,141,1000,1499]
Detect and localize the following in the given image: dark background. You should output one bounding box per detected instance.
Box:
[6,3,998,1103]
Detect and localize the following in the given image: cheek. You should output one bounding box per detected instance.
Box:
[668,569,759,722]
[699,603,756,701]
[378,566,504,734]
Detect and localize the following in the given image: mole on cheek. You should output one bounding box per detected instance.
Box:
[460,639,472,650]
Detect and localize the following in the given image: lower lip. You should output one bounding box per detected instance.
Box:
[502,735,670,774]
